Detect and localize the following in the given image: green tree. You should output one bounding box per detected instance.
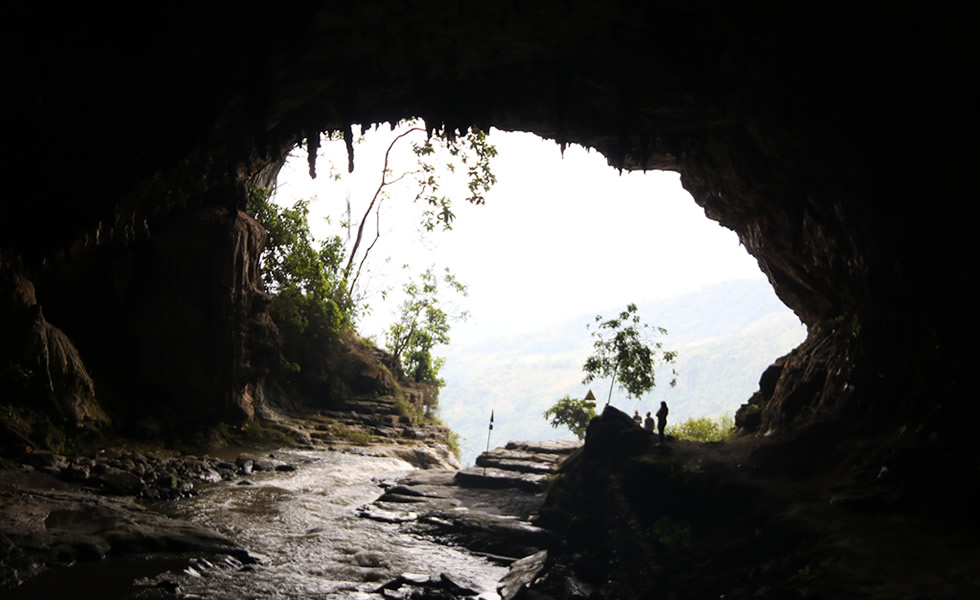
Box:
[247,188,351,378]
[323,119,496,309]
[582,303,677,406]
[385,267,468,415]
[249,190,348,308]
[543,394,597,440]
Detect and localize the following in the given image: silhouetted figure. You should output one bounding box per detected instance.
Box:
[633,410,642,426]
[644,412,654,433]
[656,401,669,445]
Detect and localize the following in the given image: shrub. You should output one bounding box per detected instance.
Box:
[668,414,734,442]
[543,395,597,440]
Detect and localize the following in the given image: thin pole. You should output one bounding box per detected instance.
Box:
[605,366,617,406]
[484,410,494,475]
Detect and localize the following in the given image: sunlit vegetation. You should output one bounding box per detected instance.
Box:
[543,395,597,441]
[385,266,468,413]
[667,414,735,442]
[217,420,306,448]
[247,121,496,410]
[544,304,676,439]
[329,424,374,445]
[582,303,677,404]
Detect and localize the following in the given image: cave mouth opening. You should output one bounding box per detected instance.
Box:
[269,122,806,460]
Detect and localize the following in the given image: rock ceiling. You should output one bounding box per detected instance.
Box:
[3,3,977,434]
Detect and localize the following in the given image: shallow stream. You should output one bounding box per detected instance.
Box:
[10,448,507,600]
[158,448,507,599]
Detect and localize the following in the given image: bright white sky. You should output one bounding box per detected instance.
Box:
[274,124,766,346]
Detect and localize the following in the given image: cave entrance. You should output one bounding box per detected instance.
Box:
[272,123,806,465]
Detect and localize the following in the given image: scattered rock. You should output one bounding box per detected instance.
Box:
[498,549,548,600]
[357,505,419,523]
[21,450,67,472]
[375,572,479,598]
[94,466,144,495]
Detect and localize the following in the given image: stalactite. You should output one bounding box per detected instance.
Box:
[344,123,355,173]
[307,131,320,179]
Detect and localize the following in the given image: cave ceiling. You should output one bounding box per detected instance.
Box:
[3,2,978,429]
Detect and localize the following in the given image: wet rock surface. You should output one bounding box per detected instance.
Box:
[364,440,579,593]
[0,455,252,591]
[0,435,578,598]
[0,390,465,594]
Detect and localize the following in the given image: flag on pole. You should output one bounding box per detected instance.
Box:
[484,409,495,474]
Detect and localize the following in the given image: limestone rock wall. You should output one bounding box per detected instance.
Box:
[0,263,107,450]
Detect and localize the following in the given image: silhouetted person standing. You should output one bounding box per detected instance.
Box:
[656,401,669,445]
[633,410,642,426]
[644,412,654,433]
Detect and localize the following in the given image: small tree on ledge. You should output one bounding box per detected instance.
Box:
[543,392,598,441]
[385,266,468,418]
[582,303,677,406]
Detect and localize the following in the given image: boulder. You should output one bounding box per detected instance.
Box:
[94,467,143,496]
[498,550,548,600]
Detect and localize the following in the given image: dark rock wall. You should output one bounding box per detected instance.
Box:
[2,3,976,438]
[25,202,274,431]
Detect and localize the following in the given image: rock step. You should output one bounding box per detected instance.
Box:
[476,448,570,474]
[504,440,581,455]
[325,412,410,427]
[475,455,559,475]
[344,398,403,415]
[454,466,551,493]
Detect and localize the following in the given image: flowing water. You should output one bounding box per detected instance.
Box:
[155,448,507,599]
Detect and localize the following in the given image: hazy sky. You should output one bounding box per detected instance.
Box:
[274,124,767,346]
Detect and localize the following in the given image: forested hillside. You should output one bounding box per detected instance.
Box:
[440,278,807,465]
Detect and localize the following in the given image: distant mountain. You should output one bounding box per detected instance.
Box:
[438,278,807,466]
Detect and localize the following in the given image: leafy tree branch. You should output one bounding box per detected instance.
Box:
[543,395,597,440]
[582,303,677,405]
[385,267,468,416]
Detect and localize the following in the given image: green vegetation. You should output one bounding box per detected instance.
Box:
[668,414,735,442]
[651,515,693,551]
[330,424,374,445]
[246,120,495,437]
[793,557,835,597]
[445,430,462,459]
[543,394,597,440]
[583,303,677,405]
[248,187,350,384]
[385,267,468,416]
[542,303,677,441]
[332,119,496,309]
[217,420,306,448]
[407,122,497,232]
